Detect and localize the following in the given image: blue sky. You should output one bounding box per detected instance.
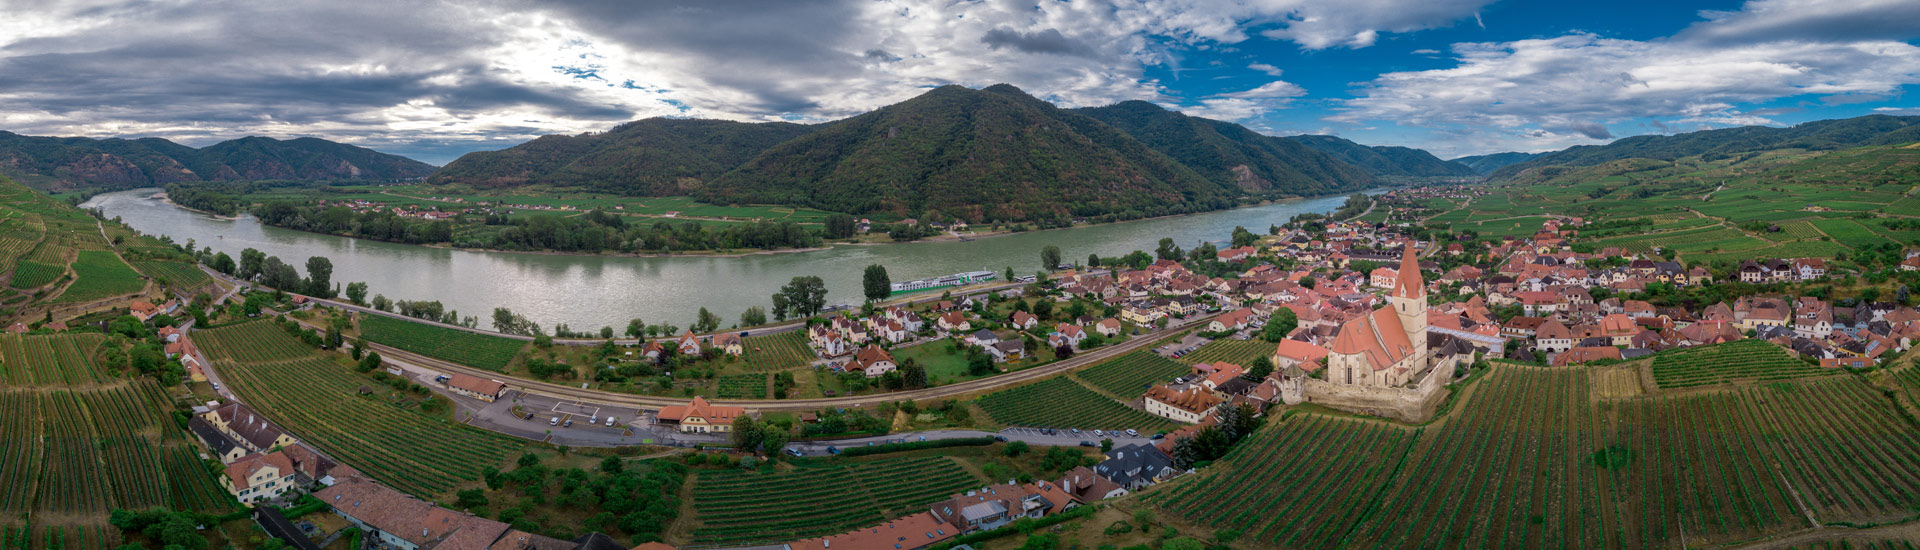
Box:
[1,0,1916,164]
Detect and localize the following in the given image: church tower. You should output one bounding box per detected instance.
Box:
[1390,243,1428,363]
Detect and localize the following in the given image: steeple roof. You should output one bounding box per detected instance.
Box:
[1393,244,1424,299]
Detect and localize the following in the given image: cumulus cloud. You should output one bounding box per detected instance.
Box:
[1176,80,1308,121]
[1682,0,1920,44]
[1249,62,1285,76]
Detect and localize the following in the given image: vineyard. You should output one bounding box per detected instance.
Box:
[714,374,767,399]
[358,314,525,371]
[1175,338,1272,367]
[50,250,144,303]
[0,333,110,385]
[1735,378,1920,524]
[0,382,233,519]
[190,321,316,364]
[1894,365,1920,410]
[1075,351,1190,398]
[741,331,813,370]
[1650,339,1835,388]
[688,456,981,546]
[131,260,212,290]
[205,341,527,497]
[977,377,1174,432]
[7,260,62,289]
[1151,414,1421,549]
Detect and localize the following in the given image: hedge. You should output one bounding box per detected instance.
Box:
[836,437,995,457]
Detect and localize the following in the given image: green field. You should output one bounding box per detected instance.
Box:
[1650,339,1837,388]
[192,320,324,364]
[131,260,212,290]
[714,373,767,398]
[688,456,982,546]
[1176,338,1274,367]
[977,377,1174,431]
[7,259,62,289]
[197,324,528,497]
[50,250,144,303]
[739,331,813,370]
[358,314,527,371]
[1075,351,1190,398]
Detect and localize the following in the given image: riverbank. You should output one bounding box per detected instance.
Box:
[154,191,242,220]
[418,242,834,259]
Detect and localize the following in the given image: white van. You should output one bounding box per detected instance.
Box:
[549,417,559,426]
[606,416,618,427]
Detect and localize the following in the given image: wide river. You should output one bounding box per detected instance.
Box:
[86,189,1369,329]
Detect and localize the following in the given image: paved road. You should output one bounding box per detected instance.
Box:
[784,428,1159,456]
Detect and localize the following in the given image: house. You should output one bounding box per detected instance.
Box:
[815,331,850,358]
[988,340,1025,362]
[315,477,513,550]
[655,396,746,434]
[788,511,957,550]
[1552,346,1623,366]
[1270,339,1329,371]
[673,331,703,355]
[1010,311,1039,331]
[202,402,298,453]
[1217,246,1256,262]
[1143,386,1222,424]
[157,326,183,342]
[966,329,1000,348]
[1095,318,1123,337]
[712,332,744,356]
[1095,444,1177,489]
[929,484,1054,534]
[223,451,297,505]
[1199,362,1246,391]
[130,301,161,321]
[189,416,249,463]
[852,344,897,378]
[937,311,971,333]
[1048,324,1087,350]
[445,373,507,402]
[1209,308,1254,333]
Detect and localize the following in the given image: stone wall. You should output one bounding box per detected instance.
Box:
[1301,359,1456,422]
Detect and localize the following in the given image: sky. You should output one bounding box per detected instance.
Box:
[1,0,1917,165]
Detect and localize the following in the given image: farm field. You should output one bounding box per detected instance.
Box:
[191,321,318,364]
[687,456,981,546]
[1175,338,1272,367]
[130,260,211,290]
[7,259,62,289]
[50,250,144,303]
[739,331,813,370]
[714,373,767,399]
[358,314,526,371]
[1075,351,1190,399]
[0,332,111,385]
[1811,218,1896,250]
[200,325,528,497]
[977,377,1174,432]
[1649,339,1836,388]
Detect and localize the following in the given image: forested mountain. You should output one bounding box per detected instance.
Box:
[1286,134,1478,177]
[698,84,1236,224]
[1491,114,1920,179]
[430,118,816,194]
[1074,100,1374,196]
[1450,151,1540,175]
[0,132,435,191]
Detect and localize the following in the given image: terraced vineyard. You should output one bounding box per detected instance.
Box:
[131,260,212,290]
[191,320,318,364]
[50,250,144,303]
[977,377,1174,431]
[1175,338,1272,367]
[0,378,231,520]
[1650,339,1835,388]
[742,331,813,370]
[0,332,110,385]
[714,373,766,399]
[1151,415,1421,548]
[7,259,62,289]
[1737,378,1920,524]
[688,457,981,546]
[1076,351,1190,398]
[359,314,526,371]
[211,352,527,497]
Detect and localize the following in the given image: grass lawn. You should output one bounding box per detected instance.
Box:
[891,341,972,383]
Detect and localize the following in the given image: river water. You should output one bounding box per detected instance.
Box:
[85,189,1368,329]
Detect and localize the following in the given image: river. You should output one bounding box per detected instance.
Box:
[85,189,1370,329]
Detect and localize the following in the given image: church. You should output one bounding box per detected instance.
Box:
[1327,243,1430,388]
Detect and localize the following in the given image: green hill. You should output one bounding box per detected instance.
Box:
[1074,100,1373,196]
[1492,114,1920,179]
[699,84,1236,223]
[1286,134,1478,177]
[0,132,435,191]
[429,118,816,195]
[1450,151,1539,175]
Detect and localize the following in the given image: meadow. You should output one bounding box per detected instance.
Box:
[358,314,527,371]
[50,250,144,303]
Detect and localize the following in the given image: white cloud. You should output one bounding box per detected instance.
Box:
[1175,79,1308,121]
[1249,62,1285,76]
[1682,0,1920,43]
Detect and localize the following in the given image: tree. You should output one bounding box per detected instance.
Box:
[455,489,488,510]
[761,430,789,457]
[356,351,383,373]
[693,307,723,333]
[1087,253,1100,267]
[900,359,927,388]
[304,256,334,297]
[1005,265,1016,282]
[371,294,391,312]
[824,213,857,239]
[770,293,790,321]
[210,252,236,275]
[260,256,300,290]
[1040,245,1062,270]
[1003,440,1030,456]
[1264,308,1298,342]
[344,282,369,305]
[239,248,265,279]
[626,318,646,338]
[731,416,763,452]
[1055,343,1075,360]
[779,276,828,317]
[863,264,892,302]
[740,306,767,327]
[966,346,995,375]
[1246,356,1274,381]
[1231,225,1257,248]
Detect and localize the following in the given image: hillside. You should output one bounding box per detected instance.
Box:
[0,132,435,191]
[1450,151,1539,175]
[430,118,816,195]
[1287,134,1477,177]
[1492,114,1920,179]
[1074,100,1374,196]
[700,84,1236,223]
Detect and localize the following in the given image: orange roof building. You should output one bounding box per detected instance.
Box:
[656,396,745,434]
[1325,245,1429,388]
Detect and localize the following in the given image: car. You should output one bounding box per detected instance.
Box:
[918,435,927,442]
[993,435,1009,442]
[1151,433,1165,440]
[785,448,802,457]
[1125,429,1139,437]
[1092,429,1104,436]
[549,417,559,426]
[590,416,598,425]
[563,419,573,427]
[1078,441,1096,447]
[1070,428,1080,435]
[524,412,535,421]
[606,416,618,427]
[826,446,840,455]
[210,382,221,389]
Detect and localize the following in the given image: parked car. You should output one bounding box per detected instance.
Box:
[1092,429,1104,437]
[918,435,927,442]
[826,446,840,454]
[606,416,618,427]
[524,412,535,421]
[785,448,802,457]
[1151,433,1165,440]
[1125,429,1139,437]
[1078,441,1096,447]
[563,419,573,427]
[1070,428,1080,435]
[993,435,1009,442]
[549,417,559,426]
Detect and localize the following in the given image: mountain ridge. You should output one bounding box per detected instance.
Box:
[1490,114,1920,179]
[0,132,436,191]
[1285,134,1478,178]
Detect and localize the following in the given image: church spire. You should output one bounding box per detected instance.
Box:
[1393,242,1423,299]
